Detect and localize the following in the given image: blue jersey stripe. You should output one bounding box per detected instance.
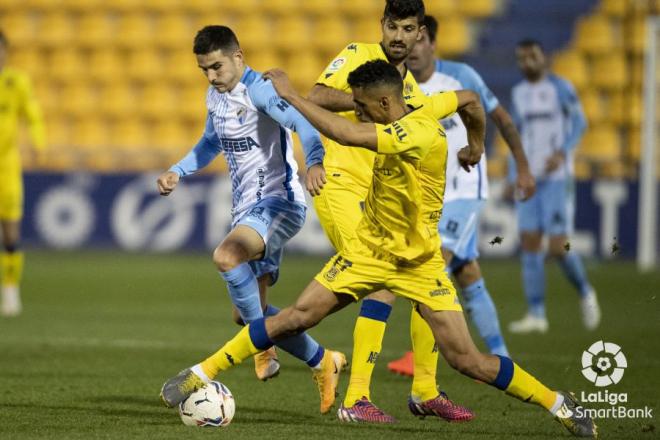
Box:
[279,127,294,201]
[477,161,483,200]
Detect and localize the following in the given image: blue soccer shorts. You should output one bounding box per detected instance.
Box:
[516,178,575,236]
[438,199,485,271]
[234,196,306,284]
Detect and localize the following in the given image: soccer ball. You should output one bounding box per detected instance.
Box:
[178,381,235,427]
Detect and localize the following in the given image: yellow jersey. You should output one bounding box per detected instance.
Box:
[356,91,459,265]
[0,67,45,171]
[316,42,424,188]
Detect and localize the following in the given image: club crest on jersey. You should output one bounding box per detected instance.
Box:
[323,256,353,282]
[236,106,247,124]
[404,82,413,94]
[327,57,346,73]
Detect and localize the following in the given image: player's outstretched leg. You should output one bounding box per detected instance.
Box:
[420,306,597,437]
[161,280,351,414]
[339,292,397,423]
[215,226,327,381]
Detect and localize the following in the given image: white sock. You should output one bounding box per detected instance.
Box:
[191,364,211,383]
[549,393,566,415]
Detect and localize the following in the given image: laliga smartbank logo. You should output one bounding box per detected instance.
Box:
[581,340,627,387]
[574,340,653,420]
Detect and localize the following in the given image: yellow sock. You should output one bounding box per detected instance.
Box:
[343,299,391,406]
[410,306,439,401]
[493,355,558,411]
[1,251,24,286]
[200,325,261,379]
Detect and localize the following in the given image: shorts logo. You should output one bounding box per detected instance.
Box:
[323,256,353,282]
[327,57,346,73]
[581,340,627,387]
[429,279,451,297]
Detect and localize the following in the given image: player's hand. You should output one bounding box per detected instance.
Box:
[157,171,180,196]
[262,69,297,100]
[503,182,516,201]
[515,168,536,200]
[545,151,565,174]
[305,163,326,196]
[457,145,482,172]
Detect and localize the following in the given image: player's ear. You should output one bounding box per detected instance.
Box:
[417,25,426,42]
[379,96,390,111]
[233,48,244,65]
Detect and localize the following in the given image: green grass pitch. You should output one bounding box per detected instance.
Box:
[0,251,658,439]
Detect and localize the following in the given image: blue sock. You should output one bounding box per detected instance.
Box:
[221,263,262,322]
[521,251,546,318]
[264,304,325,368]
[558,253,591,298]
[462,279,509,357]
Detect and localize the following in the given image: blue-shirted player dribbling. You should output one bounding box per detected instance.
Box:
[156,26,346,414]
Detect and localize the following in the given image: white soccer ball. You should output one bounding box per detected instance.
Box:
[178,381,235,427]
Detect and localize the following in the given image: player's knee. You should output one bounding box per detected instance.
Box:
[213,244,247,272]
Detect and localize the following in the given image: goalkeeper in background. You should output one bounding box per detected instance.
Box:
[0,30,46,317]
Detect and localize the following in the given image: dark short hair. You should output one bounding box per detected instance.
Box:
[347,60,403,94]
[517,38,544,51]
[193,25,240,55]
[383,0,425,24]
[423,15,438,42]
[0,30,7,47]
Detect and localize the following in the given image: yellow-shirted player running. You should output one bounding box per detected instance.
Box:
[307,0,474,421]
[160,60,597,438]
[0,31,45,317]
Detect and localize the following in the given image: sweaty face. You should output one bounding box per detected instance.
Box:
[381,17,423,62]
[407,29,435,76]
[197,49,243,93]
[352,86,390,125]
[516,45,546,80]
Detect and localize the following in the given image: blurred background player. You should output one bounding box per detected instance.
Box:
[308,0,472,423]
[507,39,601,334]
[0,30,45,317]
[156,26,345,413]
[387,14,536,383]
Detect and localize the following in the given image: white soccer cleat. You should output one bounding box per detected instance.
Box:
[580,288,601,331]
[1,285,21,317]
[508,313,548,334]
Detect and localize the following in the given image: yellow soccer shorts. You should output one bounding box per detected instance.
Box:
[315,240,463,313]
[0,169,23,221]
[313,171,368,253]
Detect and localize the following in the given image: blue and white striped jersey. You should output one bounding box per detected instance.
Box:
[170,66,324,219]
[418,59,499,201]
[510,74,586,181]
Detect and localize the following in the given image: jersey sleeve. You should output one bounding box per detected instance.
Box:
[169,113,222,177]
[316,43,364,91]
[375,117,430,159]
[455,64,500,113]
[248,79,325,168]
[427,91,459,120]
[17,74,46,151]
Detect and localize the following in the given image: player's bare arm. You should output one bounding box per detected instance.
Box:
[490,106,536,199]
[454,90,486,172]
[157,171,180,196]
[307,84,355,112]
[265,69,378,150]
